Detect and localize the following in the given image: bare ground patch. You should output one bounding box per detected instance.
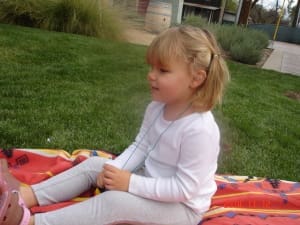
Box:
[284,91,300,101]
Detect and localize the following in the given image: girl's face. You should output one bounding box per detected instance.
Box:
[147,58,196,107]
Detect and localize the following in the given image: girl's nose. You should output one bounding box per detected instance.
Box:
[147,69,156,81]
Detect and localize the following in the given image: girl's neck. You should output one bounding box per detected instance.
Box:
[163,102,194,121]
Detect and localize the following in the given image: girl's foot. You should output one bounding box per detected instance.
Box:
[1,191,30,225]
[0,160,31,225]
[0,159,20,190]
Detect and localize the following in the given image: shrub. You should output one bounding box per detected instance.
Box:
[182,15,208,28]
[215,25,238,52]
[182,18,270,65]
[225,27,267,64]
[230,39,262,64]
[0,0,45,27]
[247,28,269,49]
[42,0,124,39]
[0,0,124,40]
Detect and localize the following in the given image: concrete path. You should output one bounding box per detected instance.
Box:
[263,41,300,77]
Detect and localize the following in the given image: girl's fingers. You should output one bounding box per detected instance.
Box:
[103,164,119,172]
[103,170,115,179]
[97,172,104,188]
[103,177,112,184]
[97,177,103,187]
[103,177,116,190]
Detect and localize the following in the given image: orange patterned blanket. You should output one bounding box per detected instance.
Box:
[1,148,299,225]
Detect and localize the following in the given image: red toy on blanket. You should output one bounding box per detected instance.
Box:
[1,148,300,225]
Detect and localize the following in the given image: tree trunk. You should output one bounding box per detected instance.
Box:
[238,0,252,25]
[292,0,300,27]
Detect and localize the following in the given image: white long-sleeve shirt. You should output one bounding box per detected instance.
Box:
[107,101,220,215]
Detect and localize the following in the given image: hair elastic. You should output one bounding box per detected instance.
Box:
[207,53,219,71]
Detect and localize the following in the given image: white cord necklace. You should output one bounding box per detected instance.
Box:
[121,102,193,171]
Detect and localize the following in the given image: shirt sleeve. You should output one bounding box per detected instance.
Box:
[105,102,160,171]
[105,131,148,171]
[128,129,219,202]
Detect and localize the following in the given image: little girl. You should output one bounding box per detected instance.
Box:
[1,25,229,225]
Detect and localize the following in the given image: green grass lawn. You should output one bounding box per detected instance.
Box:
[0,23,299,181]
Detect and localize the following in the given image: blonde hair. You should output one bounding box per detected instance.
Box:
[146,26,230,112]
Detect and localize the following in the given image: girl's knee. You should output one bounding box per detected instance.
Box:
[99,191,132,208]
[81,157,110,170]
[86,156,108,164]
[100,190,121,202]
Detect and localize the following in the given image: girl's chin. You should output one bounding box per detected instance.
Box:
[151,96,165,103]
[150,95,160,101]
[150,91,166,102]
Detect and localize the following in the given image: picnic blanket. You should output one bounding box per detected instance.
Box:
[1,148,299,225]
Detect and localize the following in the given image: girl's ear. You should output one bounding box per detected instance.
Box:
[190,70,207,89]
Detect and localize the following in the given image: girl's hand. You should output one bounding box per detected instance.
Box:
[96,171,105,188]
[103,164,131,192]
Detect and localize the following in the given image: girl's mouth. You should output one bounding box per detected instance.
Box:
[151,85,159,91]
[152,88,159,93]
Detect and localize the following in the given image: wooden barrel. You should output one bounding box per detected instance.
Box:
[145,0,172,33]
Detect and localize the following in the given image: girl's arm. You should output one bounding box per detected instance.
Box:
[105,131,148,171]
[128,130,219,202]
[105,102,159,172]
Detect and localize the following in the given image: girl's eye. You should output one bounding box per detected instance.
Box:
[159,68,169,73]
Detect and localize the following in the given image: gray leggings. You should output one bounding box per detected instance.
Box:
[32,157,201,225]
